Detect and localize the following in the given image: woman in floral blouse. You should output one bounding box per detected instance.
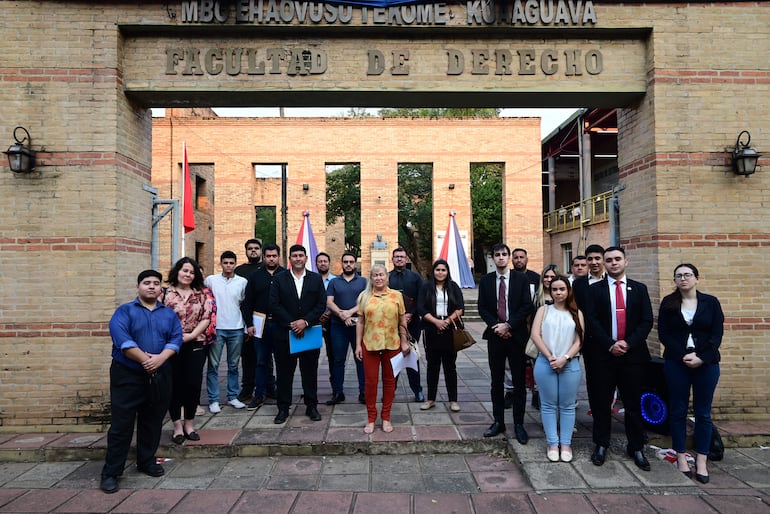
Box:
[164,257,214,444]
[354,264,411,434]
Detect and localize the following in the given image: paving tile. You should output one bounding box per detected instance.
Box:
[370,425,414,442]
[723,466,770,489]
[528,492,595,513]
[273,457,323,475]
[474,470,532,492]
[371,455,420,474]
[182,428,239,446]
[703,496,770,514]
[0,433,65,450]
[411,412,454,425]
[54,489,134,513]
[573,460,642,489]
[109,489,187,513]
[471,492,534,513]
[324,427,370,443]
[524,462,591,491]
[353,492,411,513]
[321,455,370,475]
[166,457,229,478]
[371,473,425,493]
[4,462,85,489]
[0,489,76,513]
[231,428,282,444]
[0,464,35,488]
[220,456,274,477]
[413,492,473,513]
[266,474,318,491]
[644,495,718,513]
[329,414,365,427]
[318,473,370,492]
[586,493,658,513]
[170,489,242,512]
[0,490,25,509]
[291,491,354,513]
[424,473,479,493]
[47,433,106,448]
[693,466,753,491]
[279,427,328,444]
[413,425,460,441]
[419,454,470,474]
[209,475,267,490]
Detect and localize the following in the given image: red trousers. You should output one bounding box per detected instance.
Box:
[362,345,400,423]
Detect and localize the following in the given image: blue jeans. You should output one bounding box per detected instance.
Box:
[206,329,243,404]
[534,355,582,446]
[329,322,365,395]
[254,321,276,398]
[664,358,720,455]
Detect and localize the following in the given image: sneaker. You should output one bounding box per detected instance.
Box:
[247,396,264,410]
[228,398,246,409]
[209,402,221,414]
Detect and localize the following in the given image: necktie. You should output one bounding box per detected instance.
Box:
[615,280,626,340]
[497,276,506,322]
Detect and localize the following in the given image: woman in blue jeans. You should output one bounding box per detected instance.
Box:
[659,263,723,484]
[529,275,584,463]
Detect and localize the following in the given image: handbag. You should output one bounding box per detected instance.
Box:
[451,316,476,352]
[525,305,549,359]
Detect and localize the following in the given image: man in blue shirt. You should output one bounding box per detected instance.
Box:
[100,270,182,494]
[326,252,367,404]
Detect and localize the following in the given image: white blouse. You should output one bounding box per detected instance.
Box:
[540,305,577,358]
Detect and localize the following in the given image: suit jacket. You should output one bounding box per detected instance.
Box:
[477,270,534,342]
[268,269,327,338]
[583,277,653,363]
[658,290,723,364]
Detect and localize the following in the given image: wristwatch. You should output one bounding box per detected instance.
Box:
[563,354,572,362]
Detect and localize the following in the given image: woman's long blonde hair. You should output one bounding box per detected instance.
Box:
[357,263,389,314]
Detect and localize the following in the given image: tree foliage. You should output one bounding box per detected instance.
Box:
[378,107,500,117]
[470,163,503,270]
[326,164,361,256]
[397,163,433,275]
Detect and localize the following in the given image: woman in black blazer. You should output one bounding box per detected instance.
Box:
[658,263,724,484]
[417,260,464,412]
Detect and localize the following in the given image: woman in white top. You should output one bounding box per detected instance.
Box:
[529,275,584,463]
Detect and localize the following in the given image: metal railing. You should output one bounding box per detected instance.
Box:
[543,190,613,234]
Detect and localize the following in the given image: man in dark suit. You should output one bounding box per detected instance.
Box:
[269,244,328,424]
[583,246,654,471]
[478,243,535,442]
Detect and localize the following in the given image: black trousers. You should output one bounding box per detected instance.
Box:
[424,325,457,402]
[240,335,256,396]
[488,334,526,425]
[102,361,172,478]
[274,335,320,410]
[168,341,206,421]
[585,354,646,451]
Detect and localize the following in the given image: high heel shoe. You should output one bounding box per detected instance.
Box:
[681,470,693,479]
[695,473,709,484]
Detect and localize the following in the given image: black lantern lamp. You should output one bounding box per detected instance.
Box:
[4,126,36,173]
[732,130,760,176]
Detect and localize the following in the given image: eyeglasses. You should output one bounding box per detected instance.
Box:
[674,273,695,280]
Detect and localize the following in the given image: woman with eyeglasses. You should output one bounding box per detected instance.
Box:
[658,264,724,484]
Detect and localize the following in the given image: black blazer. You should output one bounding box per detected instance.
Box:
[658,291,724,364]
[417,280,465,320]
[583,277,653,363]
[268,269,327,336]
[477,270,534,342]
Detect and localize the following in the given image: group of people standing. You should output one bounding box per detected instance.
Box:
[100,238,724,494]
[484,243,723,484]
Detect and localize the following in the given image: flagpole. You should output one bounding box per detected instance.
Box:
[181,141,186,258]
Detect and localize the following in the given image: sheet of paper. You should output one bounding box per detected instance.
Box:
[390,348,419,377]
[252,312,267,338]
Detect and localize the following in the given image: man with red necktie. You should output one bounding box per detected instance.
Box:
[583,246,654,471]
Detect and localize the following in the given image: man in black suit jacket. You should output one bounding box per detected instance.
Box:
[478,243,535,442]
[269,244,328,424]
[583,246,654,470]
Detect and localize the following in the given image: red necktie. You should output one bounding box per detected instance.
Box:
[615,280,626,340]
[497,276,507,322]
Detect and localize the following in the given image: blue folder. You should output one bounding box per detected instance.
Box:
[289,325,324,354]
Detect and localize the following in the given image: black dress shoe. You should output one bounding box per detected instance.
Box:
[513,424,529,444]
[591,445,607,466]
[681,470,694,479]
[137,462,165,477]
[695,473,709,484]
[183,430,200,441]
[306,405,322,421]
[274,409,289,424]
[100,476,119,494]
[504,391,514,409]
[172,433,185,445]
[325,392,346,405]
[483,422,506,438]
[628,449,651,471]
[358,393,366,404]
[247,396,265,410]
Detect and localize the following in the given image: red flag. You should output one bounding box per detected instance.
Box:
[182,142,195,233]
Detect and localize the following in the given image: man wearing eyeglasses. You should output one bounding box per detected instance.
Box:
[478,243,535,442]
[388,247,425,402]
[326,252,367,405]
[583,246,653,471]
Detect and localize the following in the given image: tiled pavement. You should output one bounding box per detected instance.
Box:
[0,320,769,513]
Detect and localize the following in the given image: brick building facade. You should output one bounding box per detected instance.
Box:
[0,1,768,429]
